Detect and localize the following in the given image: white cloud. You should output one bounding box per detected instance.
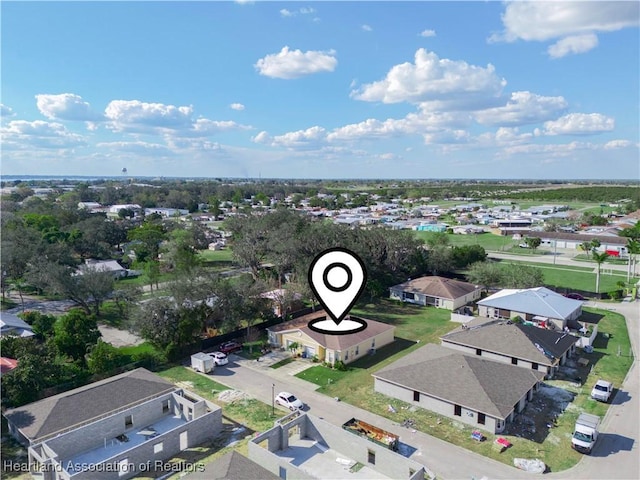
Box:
[604,139,634,149]
[105,100,193,130]
[36,93,102,121]
[362,24,373,32]
[1,120,86,149]
[251,131,272,145]
[103,99,249,135]
[543,113,614,135]
[96,141,175,155]
[255,46,337,79]
[474,91,568,126]
[280,7,315,17]
[419,29,436,38]
[423,129,471,145]
[230,103,245,111]
[1,104,15,118]
[269,126,328,149]
[191,118,250,135]
[351,49,506,105]
[490,1,639,57]
[548,34,599,59]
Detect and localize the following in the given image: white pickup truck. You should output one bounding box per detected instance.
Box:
[591,379,613,403]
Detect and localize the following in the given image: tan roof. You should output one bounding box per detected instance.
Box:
[391,276,481,300]
[268,311,395,351]
[185,451,279,480]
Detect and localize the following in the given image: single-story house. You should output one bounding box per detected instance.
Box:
[77,259,141,279]
[267,311,394,365]
[3,368,222,480]
[184,451,279,480]
[259,289,304,318]
[440,317,579,378]
[0,312,35,338]
[477,287,583,330]
[250,413,426,480]
[373,343,545,434]
[389,276,482,310]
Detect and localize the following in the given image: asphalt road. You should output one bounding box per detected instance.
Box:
[211,297,639,480]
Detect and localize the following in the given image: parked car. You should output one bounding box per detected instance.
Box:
[275,391,304,410]
[591,379,613,403]
[209,351,229,366]
[219,341,243,354]
[564,293,585,301]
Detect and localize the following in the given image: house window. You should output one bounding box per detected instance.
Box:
[124,415,133,429]
[154,442,163,454]
[162,399,170,413]
[454,405,462,416]
[403,292,415,300]
[367,449,376,464]
[475,349,481,356]
[413,391,420,402]
[345,351,349,361]
[371,339,375,348]
[355,346,359,355]
[531,362,539,371]
[478,413,486,425]
[511,357,518,365]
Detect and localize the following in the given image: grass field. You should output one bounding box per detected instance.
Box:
[414,231,515,251]
[495,259,632,293]
[295,300,633,472]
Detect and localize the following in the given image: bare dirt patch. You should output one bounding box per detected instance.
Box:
[504,383,575,443]
[217,389,251,403]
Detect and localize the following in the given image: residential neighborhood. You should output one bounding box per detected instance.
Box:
[1,178,638,480]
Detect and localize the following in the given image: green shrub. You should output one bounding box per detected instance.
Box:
[334,360,347,371]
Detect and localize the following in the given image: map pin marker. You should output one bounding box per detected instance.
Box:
[307,247,368,335]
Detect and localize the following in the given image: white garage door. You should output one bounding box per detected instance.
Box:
[304,346,316,357]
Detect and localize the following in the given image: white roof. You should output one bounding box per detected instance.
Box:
[478,287,583,320]
[0,313,35,337]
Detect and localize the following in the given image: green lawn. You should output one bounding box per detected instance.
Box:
[295,300,633,473]
[414,231,514,251]
[496,259,632,293]
[157,366,276,432]
[269,357,295,369]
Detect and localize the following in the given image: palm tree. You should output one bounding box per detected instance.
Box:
[592,252,609,294]
[626,239,640,281]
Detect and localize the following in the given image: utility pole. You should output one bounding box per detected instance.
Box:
[272,383,275,416]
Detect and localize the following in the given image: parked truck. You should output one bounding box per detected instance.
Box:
[571,413,600,454]
[591,379,613,403]
[342,418,399,451]
[191,352,215,373]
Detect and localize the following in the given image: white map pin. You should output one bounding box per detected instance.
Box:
[308,247,368,335]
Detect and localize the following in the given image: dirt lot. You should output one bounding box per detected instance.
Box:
[503,360,591,443]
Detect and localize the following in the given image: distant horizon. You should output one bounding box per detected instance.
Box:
[2,2,638,180]
[2,174,638,184]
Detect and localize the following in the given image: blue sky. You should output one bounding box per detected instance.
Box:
[1,1,639,179]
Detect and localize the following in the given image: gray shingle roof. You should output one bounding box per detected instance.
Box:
[374,344,544,419]
[185,451,279,480]
[390,276,481,300]
[477,287,582,320]
[3,368,175,443]
[440,320,578,366]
